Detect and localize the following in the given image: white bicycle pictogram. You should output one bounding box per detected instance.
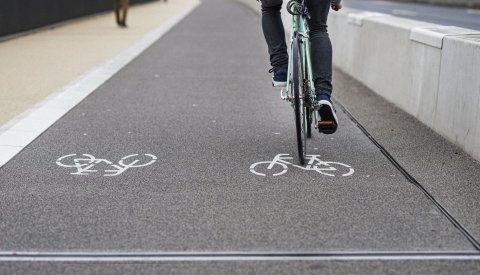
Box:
[250,154,354,177]
[56,153,157,176]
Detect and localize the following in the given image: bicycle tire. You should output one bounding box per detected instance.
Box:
[292,33,306,165]
[306,109,312,138]
[305,86,312,138]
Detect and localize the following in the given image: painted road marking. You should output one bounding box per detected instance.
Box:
[250,154,354,177]
[0,0,201,169]
[392,9,417,17]
[0,251,479,262]
[467,9,480,15]
[372,1,394,6]
[56,153,157,176]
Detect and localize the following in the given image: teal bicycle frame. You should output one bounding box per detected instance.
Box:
[281,0,319,164]
[282,1,316,111]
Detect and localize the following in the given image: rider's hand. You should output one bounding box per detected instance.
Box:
[331,1,343,11]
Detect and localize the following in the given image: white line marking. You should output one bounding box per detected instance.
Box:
[467,9,480,15]
[0,252,479,262]
[392,9,417,16]
[250,154,354,177]
[0,0,201,168]
[56,153,157,176]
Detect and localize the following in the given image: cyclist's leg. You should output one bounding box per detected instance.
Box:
[306,0,338,133]
[305,0,333,96]
[261,0,288,86]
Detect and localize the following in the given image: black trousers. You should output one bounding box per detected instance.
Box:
[261,0,333,94]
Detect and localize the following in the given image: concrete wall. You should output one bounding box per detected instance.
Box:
[328,9,480,161]
[239,0,480,161]
[0,0,156,38]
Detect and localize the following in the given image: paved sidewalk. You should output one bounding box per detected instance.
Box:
[0,0,194,127]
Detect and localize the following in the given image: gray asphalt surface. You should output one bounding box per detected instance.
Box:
[343,0,480,30]
[333,68,480,242]
[1,0,480,273]
[2,260,480,275]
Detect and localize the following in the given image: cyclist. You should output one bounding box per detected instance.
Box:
[260,0,342,134]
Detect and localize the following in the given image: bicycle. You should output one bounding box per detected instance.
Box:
[281,0,337,165]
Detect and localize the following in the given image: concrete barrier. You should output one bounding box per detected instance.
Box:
[435,35,480,158]
[238,0,480,161]
[327,8,480,161]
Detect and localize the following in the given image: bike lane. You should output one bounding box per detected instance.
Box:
[0,0,477,263]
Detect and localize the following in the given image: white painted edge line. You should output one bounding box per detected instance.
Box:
[1,251,479,262]
[1,256,480,262]
[0,0,201,168]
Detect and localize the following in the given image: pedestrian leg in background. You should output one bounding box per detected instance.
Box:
[114,0,129,27]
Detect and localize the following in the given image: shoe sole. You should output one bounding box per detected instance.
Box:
[317,99,338,134]
[272,80,287,88]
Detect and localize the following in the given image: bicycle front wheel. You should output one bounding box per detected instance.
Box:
[292,33,306,165]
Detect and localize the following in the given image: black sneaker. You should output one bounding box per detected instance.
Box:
[316,92,338,134]
[269,67,287,87]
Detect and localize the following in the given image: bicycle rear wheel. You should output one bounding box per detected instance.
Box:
[292,33,306,165]
[306,87,312,138]
[306,108,312,138]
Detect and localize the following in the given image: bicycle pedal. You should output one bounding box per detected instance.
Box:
[318,121,337,134]
[280,89,289,101]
